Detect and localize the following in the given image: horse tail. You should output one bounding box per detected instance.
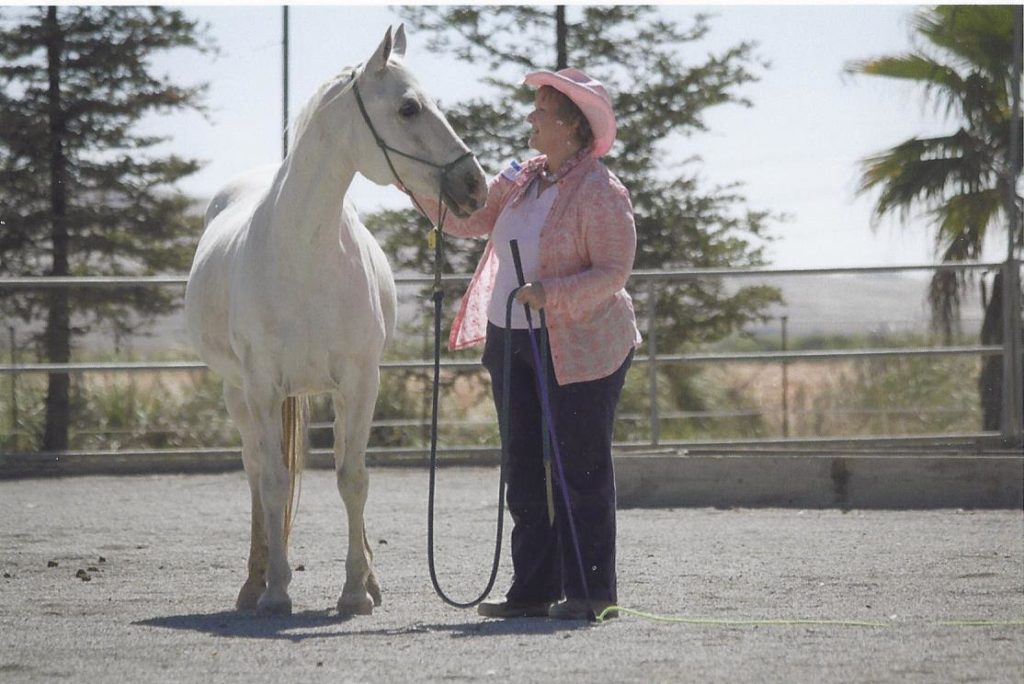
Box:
[281,395,308,546]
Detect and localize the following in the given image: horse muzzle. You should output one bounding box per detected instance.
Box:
[441,156,488,218]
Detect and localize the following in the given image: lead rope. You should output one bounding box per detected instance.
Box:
[424,200,508,609]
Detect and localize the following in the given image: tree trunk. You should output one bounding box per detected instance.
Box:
[555,6,567,70]
[42,5,71,452]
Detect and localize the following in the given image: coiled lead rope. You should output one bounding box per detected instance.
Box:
[424,212,507,609]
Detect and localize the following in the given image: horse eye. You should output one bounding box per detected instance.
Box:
[399,100,421,118]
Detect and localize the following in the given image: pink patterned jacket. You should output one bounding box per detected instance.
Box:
[425,153,641,386]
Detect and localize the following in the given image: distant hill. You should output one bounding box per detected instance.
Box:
[742,272,987,337]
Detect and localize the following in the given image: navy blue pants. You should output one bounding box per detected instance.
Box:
[482,322,632,604]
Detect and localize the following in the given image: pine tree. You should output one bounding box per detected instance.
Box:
[371,6,782,417]
[0,6,214,450]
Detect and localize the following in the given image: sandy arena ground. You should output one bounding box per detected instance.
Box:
[1,467,1022,683]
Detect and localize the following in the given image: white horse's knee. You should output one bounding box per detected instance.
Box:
[336,465,368,502]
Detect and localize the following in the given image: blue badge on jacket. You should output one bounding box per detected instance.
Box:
[500,160,522,181]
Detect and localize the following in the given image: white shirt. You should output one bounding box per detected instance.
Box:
[487,178,559,328]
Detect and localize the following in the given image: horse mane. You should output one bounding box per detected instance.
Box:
[289,65,360,147]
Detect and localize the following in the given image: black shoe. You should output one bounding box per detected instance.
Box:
[548,599,618,620]
[477,599,553,618]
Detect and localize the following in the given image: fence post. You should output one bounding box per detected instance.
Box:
[1001,7,1023,446]
[282,6,290,161]
[781,315,789,438]
[647,279,659,447]
[1000,258,1023,444]
[8,326,17,451]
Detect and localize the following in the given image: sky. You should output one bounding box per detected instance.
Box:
[143,2,1013,270]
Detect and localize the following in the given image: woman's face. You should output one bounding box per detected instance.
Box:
[527,90,574,157]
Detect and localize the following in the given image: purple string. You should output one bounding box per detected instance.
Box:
[521,313,594,614]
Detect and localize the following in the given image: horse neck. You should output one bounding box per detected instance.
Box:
[259,101,362,268]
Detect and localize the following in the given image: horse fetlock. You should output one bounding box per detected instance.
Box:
[367,571,383,606]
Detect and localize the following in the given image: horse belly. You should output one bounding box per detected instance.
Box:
[221,268,388,397]
[280,296,390,395]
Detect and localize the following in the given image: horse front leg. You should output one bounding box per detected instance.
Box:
[224,384,268,611]
[333,378,381,616]
[245,386,293,615]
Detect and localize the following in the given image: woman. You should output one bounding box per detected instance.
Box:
[416,68,640,620]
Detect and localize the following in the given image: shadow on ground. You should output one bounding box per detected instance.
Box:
[134,610,590,641]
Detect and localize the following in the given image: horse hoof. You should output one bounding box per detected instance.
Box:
[337,594,374,616]
[236,581,266,612]
[257,592,293,616]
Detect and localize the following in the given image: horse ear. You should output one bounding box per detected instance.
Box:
[368,26,394,72]
[392,24,407,59]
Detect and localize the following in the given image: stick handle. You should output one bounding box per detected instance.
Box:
[509,239,535,327]
[509,239,527,288]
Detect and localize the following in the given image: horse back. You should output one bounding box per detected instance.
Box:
[204,165,277,228]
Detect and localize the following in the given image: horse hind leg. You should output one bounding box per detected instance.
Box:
[333,377,381,616]
[224,384,267,611]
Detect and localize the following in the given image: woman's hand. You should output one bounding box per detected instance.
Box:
[514,282,547,309]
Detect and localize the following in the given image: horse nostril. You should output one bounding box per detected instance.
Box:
[465,174,478,195]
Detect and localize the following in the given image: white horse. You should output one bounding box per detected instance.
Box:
[185,25,487,616]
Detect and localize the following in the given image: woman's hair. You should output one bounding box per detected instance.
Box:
[538,85,595,150]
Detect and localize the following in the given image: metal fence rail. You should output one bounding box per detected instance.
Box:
[1,259,1021,462]
[0,344,1007,375]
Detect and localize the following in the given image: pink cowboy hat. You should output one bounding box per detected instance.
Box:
[523,67,617,158]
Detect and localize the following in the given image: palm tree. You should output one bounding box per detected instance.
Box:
[846,5,1021,431]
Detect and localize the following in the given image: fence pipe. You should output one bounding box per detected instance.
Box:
[0,260,1010,291]
[0,344,1008,376]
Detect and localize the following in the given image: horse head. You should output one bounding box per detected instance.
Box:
[348,25,487,218]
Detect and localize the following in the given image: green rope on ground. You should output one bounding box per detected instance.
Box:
[595,606,888,627]
[938,620,1024,627]
[594,606,1024,628]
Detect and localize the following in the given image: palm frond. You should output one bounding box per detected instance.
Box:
[914,6,1015,80]
[932,189,1003,261]
[856,130,999,221]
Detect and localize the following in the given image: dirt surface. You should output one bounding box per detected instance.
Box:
[1,468,1022,683]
